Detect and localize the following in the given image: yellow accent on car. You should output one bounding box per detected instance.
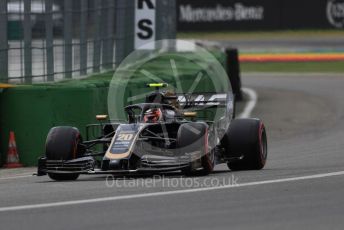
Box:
[183,112,197,117]
[96,115,108,121]
[147,83,168,88]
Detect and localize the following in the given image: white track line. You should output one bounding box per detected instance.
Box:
[1,171,344,212]
[238,87,258,119]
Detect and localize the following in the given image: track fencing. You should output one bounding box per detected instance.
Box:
[0,0,176,83]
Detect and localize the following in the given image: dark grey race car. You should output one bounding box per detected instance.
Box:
[37,84,267,181]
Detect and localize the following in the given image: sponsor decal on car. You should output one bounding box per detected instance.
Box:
[178,93,227,106]
[111,131,136,154]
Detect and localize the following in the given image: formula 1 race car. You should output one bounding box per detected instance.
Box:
[37,83,267,181]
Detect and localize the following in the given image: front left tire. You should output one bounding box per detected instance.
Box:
[45,126,84,181]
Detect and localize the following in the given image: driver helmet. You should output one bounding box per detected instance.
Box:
[144,108,163,123]
[164,90,180,109]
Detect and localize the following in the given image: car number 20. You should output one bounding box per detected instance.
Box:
[117,133,134,141]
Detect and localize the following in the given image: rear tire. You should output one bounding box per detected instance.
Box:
[45,126,84,181]
[222,119,267,171]
[177,123,214,176]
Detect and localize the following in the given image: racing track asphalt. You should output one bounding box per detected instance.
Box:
[1,72,344,230]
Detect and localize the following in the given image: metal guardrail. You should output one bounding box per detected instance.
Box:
[0,0,176,83]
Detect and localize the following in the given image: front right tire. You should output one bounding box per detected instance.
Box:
[177,122,214,176]
[222,119,267,171]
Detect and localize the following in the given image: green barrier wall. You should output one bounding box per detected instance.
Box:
[0,82,109,166]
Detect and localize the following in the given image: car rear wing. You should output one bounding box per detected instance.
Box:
[176,91,235,119]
